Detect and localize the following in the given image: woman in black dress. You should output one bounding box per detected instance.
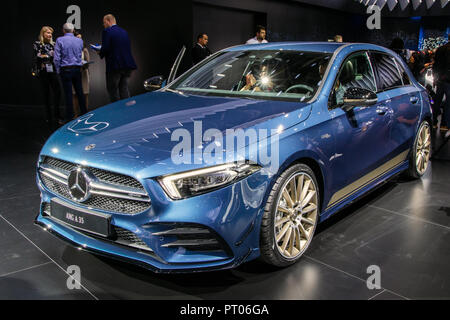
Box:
[33,26,62,126]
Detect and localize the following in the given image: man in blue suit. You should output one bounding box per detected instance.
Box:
[99,14,137,102]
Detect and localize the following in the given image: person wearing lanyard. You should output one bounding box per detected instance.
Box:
[32,26,62,127]
[53,23,87,122]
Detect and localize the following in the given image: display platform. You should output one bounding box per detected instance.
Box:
[0,105,448,300]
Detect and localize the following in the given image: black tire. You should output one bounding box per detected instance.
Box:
[260,163,320,267]
[406,121,432,179]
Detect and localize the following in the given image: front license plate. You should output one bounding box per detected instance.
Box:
[50,199,112,238]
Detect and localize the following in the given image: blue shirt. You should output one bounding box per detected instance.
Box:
[54,33,84,73]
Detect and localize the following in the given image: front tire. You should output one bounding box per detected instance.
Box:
[406,121,432,179]
[260,164,320,267]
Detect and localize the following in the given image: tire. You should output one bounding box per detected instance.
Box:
[260,163,320,267]
[406,121,432,179]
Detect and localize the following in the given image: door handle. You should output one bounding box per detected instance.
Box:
[376,106,389,116]
[410,96,420,105]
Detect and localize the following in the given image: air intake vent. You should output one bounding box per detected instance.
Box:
[152,224,230,253]
[113,226,153,252]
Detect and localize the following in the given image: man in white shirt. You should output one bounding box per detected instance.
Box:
[246,25,269,45]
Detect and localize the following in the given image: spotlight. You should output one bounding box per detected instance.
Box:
[426,0,436,8]
[377,0,388,9]
[412,0,422,9]
[387,0,399,10]
[399,0,410,10]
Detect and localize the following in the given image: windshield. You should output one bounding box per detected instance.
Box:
[170,50,332,102]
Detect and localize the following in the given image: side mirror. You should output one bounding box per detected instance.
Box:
[342,87,378,112]
[144,76,165,92]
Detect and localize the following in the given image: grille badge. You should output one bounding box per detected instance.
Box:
[68,168,92,203]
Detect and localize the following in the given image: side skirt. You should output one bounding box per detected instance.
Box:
[319,161,409,223]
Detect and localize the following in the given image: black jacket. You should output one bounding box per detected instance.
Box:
[434,43,450,82]
[100,25,137,73]
[192,44,212,65]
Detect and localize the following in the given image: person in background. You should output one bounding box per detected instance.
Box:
[409,50,426,84]
[33,26,62,127]
[246,26,268,45]
[390,37,408,63]
[334,35,344,43]
[192,33,212,65]
[433,35,450,137]
[99,14,137,102]
[54,23,87,122]
[72,30,90,117]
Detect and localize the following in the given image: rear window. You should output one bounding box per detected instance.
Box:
[371,52,403,91]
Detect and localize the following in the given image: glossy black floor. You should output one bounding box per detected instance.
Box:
[1,105,449,300]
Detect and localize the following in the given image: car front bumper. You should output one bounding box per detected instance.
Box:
[35,172,269,273]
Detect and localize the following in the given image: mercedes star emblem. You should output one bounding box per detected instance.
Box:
[68,114,110,134]
[68,168,92,203]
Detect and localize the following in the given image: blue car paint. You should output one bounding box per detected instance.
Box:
[35,42,432,272]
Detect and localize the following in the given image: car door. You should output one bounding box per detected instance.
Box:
[369,51,421,157]
[167,46,187,84]
[327,51,394,209]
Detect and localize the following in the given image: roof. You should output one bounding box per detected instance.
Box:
[225,42,393,55]
[226,42,347,53]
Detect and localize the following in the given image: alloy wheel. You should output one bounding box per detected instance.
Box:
[274,173,319,259]
[416,123,431,176]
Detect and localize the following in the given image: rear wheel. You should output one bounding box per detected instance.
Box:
[406,121,432,179]
[260,164,320,267]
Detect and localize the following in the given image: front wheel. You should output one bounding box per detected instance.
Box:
[260,164,320,267]
[406,121,432,179]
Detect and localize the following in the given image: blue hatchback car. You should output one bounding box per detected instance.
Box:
[36,42,433,272]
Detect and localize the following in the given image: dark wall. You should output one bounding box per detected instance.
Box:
[2,0,193,108]
[2,0,448,109]
[193,3,267,53]
[195,0,366,43]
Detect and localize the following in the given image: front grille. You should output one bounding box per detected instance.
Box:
[41,175,72,199]
[45,157,143,190]
[39,157,151,215]
[84,196,150,215]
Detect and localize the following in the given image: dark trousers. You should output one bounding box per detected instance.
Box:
[106,69,132,102]
[39,72,62,123]
[60,68,87,121]
[434,81,450,127]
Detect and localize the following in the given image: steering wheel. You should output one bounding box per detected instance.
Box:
[285,84,315,94]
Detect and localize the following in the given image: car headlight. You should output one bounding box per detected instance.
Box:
[158,162,261,200]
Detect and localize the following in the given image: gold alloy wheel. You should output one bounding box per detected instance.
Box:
[416,123,431,176]
[274,173,319,259]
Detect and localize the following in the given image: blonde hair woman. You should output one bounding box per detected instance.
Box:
[33,26,62,127]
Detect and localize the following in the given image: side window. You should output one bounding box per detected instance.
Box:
[371,52,403,91]
[332,52,376,106]
[395,59,412,86]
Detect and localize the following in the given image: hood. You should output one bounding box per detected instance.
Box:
[41,91,311,177]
